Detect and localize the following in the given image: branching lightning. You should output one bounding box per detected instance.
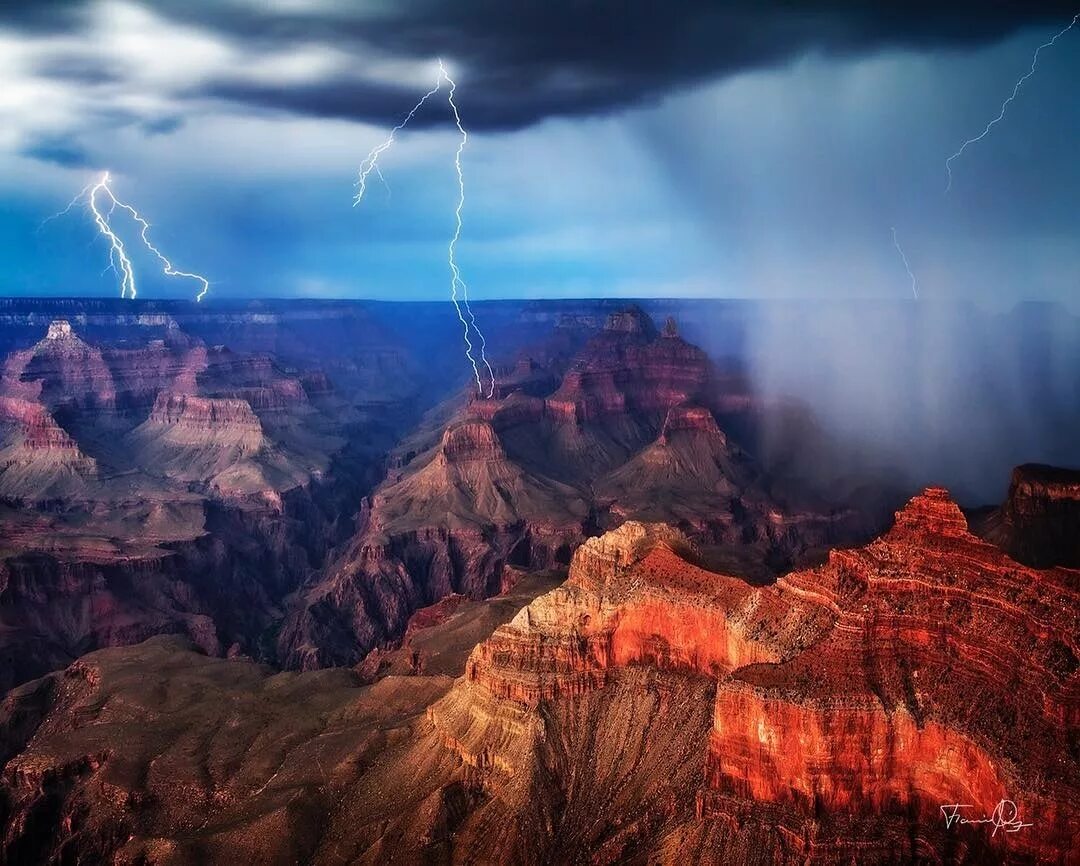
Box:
[88,174,138,299]
[353,60,496,398]
[46,172,210,301]
[443,62,496,399]
[891,227,919,300]
[945,12,1079,191]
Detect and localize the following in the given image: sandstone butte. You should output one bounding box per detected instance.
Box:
[431,488,1079,863]
[0,318,401,695]
[279,306,870,674]
[2,487,1075,864]
[978,462,1080,569]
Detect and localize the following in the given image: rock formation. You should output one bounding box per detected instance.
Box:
[975,462,1080,567]
[1,488,1074,864]
[280,307,865,671]
[429,489,1079,862]
[0,318,428,695]
[0,396,97,499]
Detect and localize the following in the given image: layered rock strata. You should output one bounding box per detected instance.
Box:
[280,307,855,670]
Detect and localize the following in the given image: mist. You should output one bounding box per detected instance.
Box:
[689,299,1080,506]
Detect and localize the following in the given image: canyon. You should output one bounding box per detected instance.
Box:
[0,306,436,694]
[0,298,1076,864]
[0,487,1075,863]
[278,306,876,671]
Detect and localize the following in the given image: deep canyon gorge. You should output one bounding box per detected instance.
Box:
[0,298,1076,864]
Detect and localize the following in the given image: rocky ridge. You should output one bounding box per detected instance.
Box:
[1,486,1074,863]
[0,319,426,694]
[279,307,866,671]
[975,462,1080,567]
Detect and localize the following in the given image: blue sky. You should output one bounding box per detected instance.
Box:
[1,2,1078,306]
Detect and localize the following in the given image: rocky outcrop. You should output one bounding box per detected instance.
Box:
[0,486,1077,864]
[0,318,430,698]
[0,397,97,499]
[421,490,1080,863]
[0,494,264,692]
[976,463,1080,567]
[144,391,263,431]
[279,416,589,670]
[0,398,86,460]
[101,341,205,410]
[125,392,272,492]
[699,488,1079,863]
[0,575,563,866]
[456,520,828,709]
[1,320,205,425]
[5,320,117,412]
[546,305,711,423]
[593,403,758,531]
[213,379,309,413]
[280,307,874,672]
[439,420,503,463]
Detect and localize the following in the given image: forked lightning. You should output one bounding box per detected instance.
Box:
[48,172,210,301]
[354,60,496,398]
[945,12,1079,191]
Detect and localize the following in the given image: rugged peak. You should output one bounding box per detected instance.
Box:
[0,396,80,453]
[662,316,679,338]
[45,319,73,340]
[548,308,709,423]
[1008,463,1080,501]
[569,521,692,590]
[162,318,195,348]
[659,404,723,442]
[604,306,657,338]
[36,319,91,354]
[891,487,969,538]
[978,463,1080,567]
[440,419,504,462]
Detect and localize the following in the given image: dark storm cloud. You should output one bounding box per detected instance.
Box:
[19,134,91,167]
[5,0,1078,129]
[0,0,85,32]
[137,0,1080,129]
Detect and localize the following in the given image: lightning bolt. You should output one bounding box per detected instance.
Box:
[443,62,496,399]
[353,60,496,398]
[945,12,1079,191]
[88,174,138,299]
[891,227,919,300]
[45,172,211,301]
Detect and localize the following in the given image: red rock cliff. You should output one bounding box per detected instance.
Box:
[432,490,1079,863]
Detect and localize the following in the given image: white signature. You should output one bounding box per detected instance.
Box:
[940,800,1033,836]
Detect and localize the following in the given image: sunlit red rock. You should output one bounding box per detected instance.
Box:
[429,490,1080,862]
[0,483,1076,864]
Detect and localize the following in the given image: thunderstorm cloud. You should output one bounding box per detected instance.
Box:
[1,0,1078,311]
[2,0,1079,132]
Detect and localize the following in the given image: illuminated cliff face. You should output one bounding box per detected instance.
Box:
[443,492,1078,862]
[1,488,1076,864]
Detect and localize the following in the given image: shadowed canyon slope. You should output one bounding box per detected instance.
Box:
[0,307,441,694]
[279,306,874,671]
[973,463,1080,569]
[0,490,1075,864]
[0,298,1077,865]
